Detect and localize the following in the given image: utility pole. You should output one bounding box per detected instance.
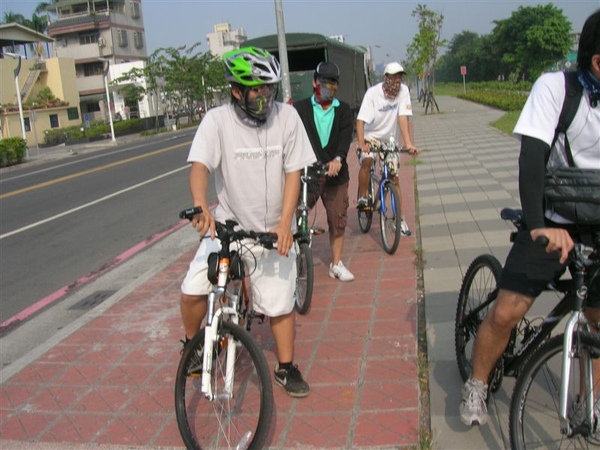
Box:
[274,0,292,103]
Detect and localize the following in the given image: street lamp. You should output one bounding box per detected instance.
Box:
[4,51,27,142]
[98,57,116,142]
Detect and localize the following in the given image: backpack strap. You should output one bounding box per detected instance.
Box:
[551,71,583,167]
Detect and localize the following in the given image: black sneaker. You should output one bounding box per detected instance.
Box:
[274,364,310,398]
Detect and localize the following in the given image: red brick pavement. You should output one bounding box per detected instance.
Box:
[1,146,420,449]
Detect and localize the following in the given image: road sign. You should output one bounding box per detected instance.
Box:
[460,65,467,75]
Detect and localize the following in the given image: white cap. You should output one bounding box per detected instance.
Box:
[384,62,406,75]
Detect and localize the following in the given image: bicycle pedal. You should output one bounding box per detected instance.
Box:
[311,228,325,236]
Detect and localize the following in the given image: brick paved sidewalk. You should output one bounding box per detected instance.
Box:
[1,145,420,449]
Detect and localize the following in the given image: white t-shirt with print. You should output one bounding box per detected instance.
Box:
[513,71,600,223]
[187,102,316,233]
[357,82,412,143]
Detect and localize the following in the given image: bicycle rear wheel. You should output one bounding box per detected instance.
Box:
[175,321,274,450]
[455,254,503,382]
[294,242,313,315]
[379,181,401,254]
[357,179,374,233]
[510,331,600,449]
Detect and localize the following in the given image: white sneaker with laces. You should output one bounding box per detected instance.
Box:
[357,197,369,208]
[328,261,355,282]
[400,219,412,237]
[460,378,489,426]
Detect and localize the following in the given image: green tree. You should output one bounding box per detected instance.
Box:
[406,4,447,93]
[491,4,572,82]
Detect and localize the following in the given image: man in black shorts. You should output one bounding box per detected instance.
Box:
[460,9,600,430]
[294,62,354,282]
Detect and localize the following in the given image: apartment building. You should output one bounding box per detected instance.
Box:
[47,0,148,120]
[206,23,247,57]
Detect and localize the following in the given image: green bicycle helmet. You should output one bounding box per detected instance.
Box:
[223,47,281,86]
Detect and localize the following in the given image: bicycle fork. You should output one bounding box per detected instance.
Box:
[559,308,595,437]
[201,290,239,401]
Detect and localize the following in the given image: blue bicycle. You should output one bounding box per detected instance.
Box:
[357,138,402,254]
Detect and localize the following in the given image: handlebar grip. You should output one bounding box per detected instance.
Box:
[534,236,549,247]
[258,232,279,250]
[179,206,203,221]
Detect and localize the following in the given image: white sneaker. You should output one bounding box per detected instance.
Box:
[400,219,412,237]
[329,261,355,282]
[460,378,489,426]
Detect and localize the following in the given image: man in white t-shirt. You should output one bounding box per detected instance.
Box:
[460,9,600,430]
[356,62,418,236]
[180,47,316,398]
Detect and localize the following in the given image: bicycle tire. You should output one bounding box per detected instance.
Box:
[175,321,274,450]
[379,181,402,254]
[357,180,374,233]
[509,331,600,449]
[294,242,313,315]
[455,254,503,383]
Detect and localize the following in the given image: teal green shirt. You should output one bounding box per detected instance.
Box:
[311,95,340,148]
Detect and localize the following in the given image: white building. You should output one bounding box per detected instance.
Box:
[109,60,164,121]
[206,23,246,57]
[47,0,148,120]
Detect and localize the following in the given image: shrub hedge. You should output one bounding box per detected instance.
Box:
[0,137,27,167]
[43,118,144,145]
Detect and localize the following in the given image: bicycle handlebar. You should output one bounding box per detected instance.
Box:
[179,207,278,249]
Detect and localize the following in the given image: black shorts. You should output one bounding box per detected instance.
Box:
[498,224,600,307]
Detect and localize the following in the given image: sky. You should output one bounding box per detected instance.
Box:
[1,0,597,65]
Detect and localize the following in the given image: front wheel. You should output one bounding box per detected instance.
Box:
[294,242,313,315]
[175,321,274,450]
[357,178,374,233]
[379,181,401,254]
[509,331,600,449]
[455,254,503,383]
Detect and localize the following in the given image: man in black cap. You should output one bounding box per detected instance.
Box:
[294,61,355,282]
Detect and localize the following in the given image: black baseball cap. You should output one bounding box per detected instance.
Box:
[314,61,340,81]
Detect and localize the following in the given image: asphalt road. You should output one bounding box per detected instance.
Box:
[0,129,213,325]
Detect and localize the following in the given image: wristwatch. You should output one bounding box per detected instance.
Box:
[334,156,342,162]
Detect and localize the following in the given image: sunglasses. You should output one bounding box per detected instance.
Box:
[249,84,277,95]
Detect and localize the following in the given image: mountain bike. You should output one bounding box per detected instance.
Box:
[175,207,275,450]
[356,138,402,254]
[294,162,328,315]
[454,207,600,449]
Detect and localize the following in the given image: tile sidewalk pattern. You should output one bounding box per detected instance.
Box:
[1,141,421,446]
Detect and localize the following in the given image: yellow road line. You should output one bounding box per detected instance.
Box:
[0,142,188,200]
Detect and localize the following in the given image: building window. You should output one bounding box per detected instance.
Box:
[24,117,31,132]
[83,102,101,113]
[49,114,59,129]
[79,33,99,45]
[83,62,104,77]
[131,2,140,19]
[133,31,144,49]
[117,29,128,47]
[67,107,79,120]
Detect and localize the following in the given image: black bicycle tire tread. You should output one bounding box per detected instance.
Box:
[357,183,373,233]
[295,243,313,315]
[509,331,600,449]
[380,181,402,254]
[454,254,503,382]
[174,321,274,450]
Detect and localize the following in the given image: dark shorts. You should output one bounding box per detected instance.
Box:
[499,224,600,306]
[305,177,349,238]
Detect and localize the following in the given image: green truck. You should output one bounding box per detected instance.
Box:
[243,33,370,112]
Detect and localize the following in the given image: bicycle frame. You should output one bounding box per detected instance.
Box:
[201,250,241,400]
[370,146,399,216]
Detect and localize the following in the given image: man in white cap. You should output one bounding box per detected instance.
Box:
[356,61,418,236]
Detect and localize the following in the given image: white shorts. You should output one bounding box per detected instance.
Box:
[181,236,297,317]
[357,150,375,165]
